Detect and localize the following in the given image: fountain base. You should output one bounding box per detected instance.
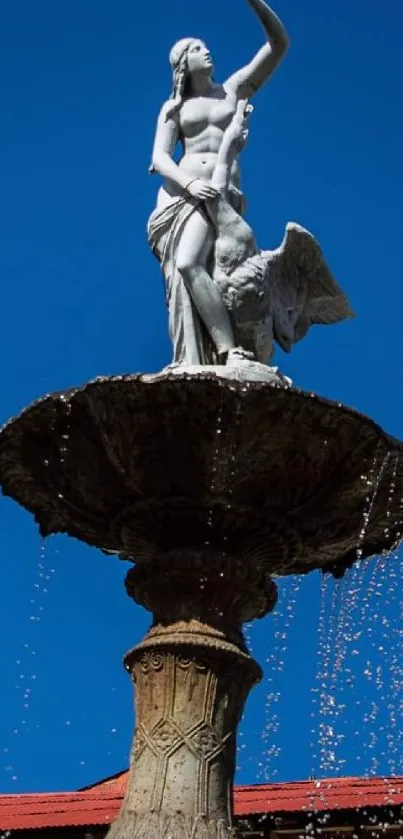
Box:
[149,361,291,386]
[108,811,238,839]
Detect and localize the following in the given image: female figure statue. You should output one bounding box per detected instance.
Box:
[148,0,289,366]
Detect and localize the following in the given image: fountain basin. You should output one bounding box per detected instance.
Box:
[0,372,401,578]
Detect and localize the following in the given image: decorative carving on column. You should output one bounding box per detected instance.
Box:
[105,546,271,839]
[108,634,260,839]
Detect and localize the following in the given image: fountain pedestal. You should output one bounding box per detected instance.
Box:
[116,627,256,839]
[108,550,275,839]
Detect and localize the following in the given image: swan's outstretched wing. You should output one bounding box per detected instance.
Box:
[264,222,354,346]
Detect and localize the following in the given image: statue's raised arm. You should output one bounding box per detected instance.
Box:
[225,0,290,98]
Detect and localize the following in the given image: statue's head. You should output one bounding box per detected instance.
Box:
[169,38,214,101]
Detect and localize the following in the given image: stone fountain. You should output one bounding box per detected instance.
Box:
[1,4,402,839]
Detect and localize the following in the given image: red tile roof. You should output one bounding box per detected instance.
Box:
[1,773,403,831]
[233,776,403,817]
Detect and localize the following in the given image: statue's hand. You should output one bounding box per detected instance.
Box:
[186,179,219,201]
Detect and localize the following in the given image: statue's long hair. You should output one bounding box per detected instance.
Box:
[165,37,198,121]
[149,38,201,172]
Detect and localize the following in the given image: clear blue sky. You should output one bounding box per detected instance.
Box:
[1,0,403,794]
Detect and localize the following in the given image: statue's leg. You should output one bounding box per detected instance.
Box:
[175,207,235,356]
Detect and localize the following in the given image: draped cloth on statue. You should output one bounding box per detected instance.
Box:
[147,198,216,365]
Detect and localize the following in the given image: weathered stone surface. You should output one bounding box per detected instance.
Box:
[0,372,402,578]
[108,623,259,839]
[125,549,278,630]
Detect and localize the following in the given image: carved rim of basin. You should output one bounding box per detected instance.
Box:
[0,371,402,577]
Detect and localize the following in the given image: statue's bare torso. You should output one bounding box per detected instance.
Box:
[157,85,241,210]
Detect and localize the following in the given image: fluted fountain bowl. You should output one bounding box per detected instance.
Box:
[0,371,402,578]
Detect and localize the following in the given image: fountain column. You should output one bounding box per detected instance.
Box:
[107,549,277,839]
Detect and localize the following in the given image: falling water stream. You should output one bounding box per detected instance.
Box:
[310,449,403,785]
[237,444,403,787]
[257,574,304,781]
[3,539,58,786]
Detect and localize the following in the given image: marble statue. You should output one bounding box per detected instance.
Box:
[148,0,353,370]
